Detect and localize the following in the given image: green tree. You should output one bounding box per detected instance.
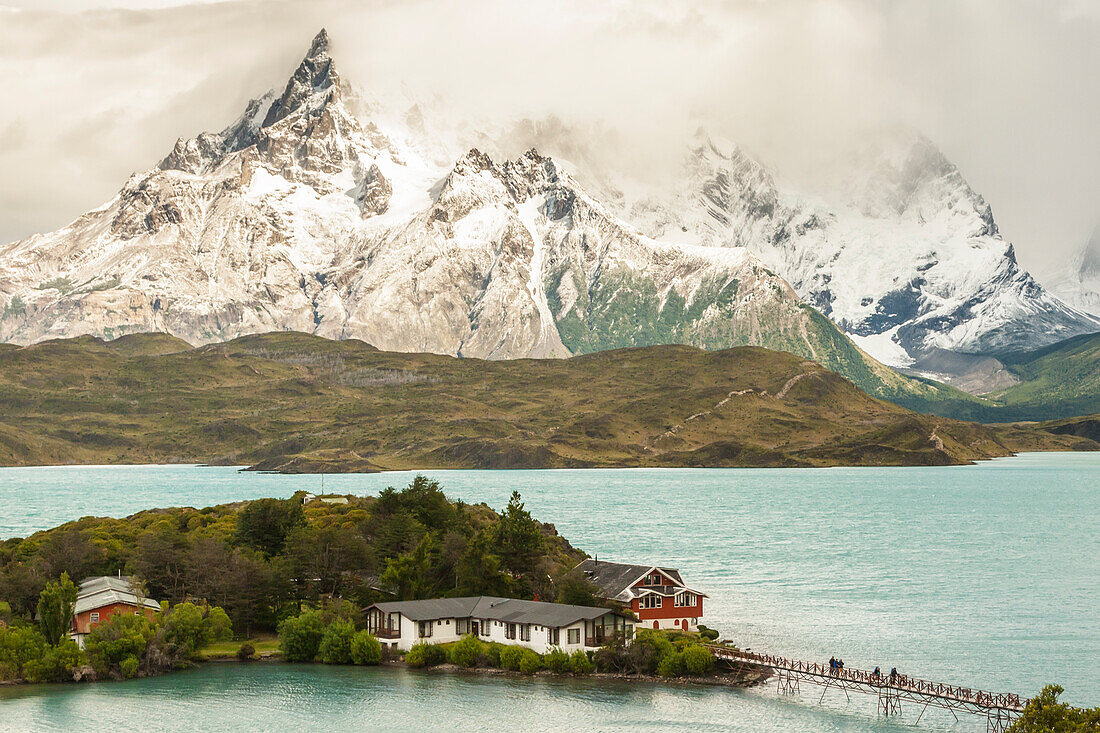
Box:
[318,619,356,664]
[554,570,602,607]
[37,573,78,645]
[494,492,543,573]
[381,536,435,600]
[350,630,382,665]
[277,610,326,662]
[235,498,304,558]
[1008,684,1100,732]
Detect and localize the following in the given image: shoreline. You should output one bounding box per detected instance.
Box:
[1,449,1096,476]
[199,655,774,691]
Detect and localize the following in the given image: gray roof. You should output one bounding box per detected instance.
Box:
[368,596,622,627]
[74,576,161,616]
[574,559,687,600]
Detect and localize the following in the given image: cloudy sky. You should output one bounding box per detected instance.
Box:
[0,0,1096,280]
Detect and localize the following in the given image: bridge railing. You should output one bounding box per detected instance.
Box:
[705,646,1024,710]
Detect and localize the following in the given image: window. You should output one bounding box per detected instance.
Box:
[567,628,580,645]
[548,627,560,645]
[418,621,433,638]
[675,593,696,607]
[456,618,469,635]
[643,572,662,586]
[505,623,517,640]
[641,594,661,609]
[520,624,531,642]
[90,612,100,624]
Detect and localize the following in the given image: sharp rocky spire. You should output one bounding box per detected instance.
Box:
[262,28,338,128]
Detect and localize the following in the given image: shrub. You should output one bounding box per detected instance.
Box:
[448,634,483,668]
[482,642,504,668]
[569,650,594,675]
[22,638,85,683]
[318,620,356,664]
[119,655,140,679]
[237,642,256,661]
[405,642,446,668]
[697,625,719,642]
[544,647,570,674]
[350,631,382,666]
[277,610,326,663]
[517,649,542,674]
[85,614,155,678]
[627,629,674,675]
[681,645,715,676]
[657,650,684,677]
[162,602,234,657]
[0,625,47,681]
[499,644,525,671]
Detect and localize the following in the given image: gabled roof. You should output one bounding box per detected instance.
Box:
[573,559,691,602]
[74,576,161,616]
[368,596,622,628]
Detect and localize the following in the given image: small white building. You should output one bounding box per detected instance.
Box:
[365,596,633,654]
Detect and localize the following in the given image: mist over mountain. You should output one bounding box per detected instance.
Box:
[1048,224,1100,317]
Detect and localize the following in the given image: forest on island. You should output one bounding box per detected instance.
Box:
[0,476,588,682]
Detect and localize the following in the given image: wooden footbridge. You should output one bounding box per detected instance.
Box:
[707,646,1027,732]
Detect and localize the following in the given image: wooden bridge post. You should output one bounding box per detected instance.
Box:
[878,686,901,717]
[776,668,800,695]
[986,709,1016,733]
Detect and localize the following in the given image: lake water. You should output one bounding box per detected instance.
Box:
[1,453,1097,731]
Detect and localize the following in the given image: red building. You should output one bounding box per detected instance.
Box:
[574,559,707,631]
[71,576,161,646]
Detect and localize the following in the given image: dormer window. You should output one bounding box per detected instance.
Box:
[644,572,662,586]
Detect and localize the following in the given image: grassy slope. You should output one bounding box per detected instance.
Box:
[0,332,1091,471]
[989,332,1100,420]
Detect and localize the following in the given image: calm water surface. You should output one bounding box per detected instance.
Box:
[1,453,1097,731]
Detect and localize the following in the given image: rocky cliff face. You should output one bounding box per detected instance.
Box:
[0,30,903,397]
[613,131,1099,367]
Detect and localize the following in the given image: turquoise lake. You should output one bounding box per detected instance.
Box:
[0,452,1097,731]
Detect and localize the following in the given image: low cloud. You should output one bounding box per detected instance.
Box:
[0,0,1096,279]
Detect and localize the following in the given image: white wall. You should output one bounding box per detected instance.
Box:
[390,615,617,654]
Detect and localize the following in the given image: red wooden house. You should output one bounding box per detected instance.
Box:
[71,576,161,646]
[574,559,707,631]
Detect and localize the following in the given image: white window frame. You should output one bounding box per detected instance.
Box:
[90,612,100,623]
[641,594,661,609]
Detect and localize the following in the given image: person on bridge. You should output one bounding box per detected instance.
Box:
[874,666,881,677]
[829,657,836,672]
[890,667,897,680]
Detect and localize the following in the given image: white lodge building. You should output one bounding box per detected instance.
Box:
[365,596,633,654]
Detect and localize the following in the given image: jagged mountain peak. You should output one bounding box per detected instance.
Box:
[159,30,350,176]
[263,28,338,128]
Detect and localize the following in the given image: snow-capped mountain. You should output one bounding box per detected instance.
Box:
[0,30,913,399]
[609,131,1100,368]
[1047,225,1100,317]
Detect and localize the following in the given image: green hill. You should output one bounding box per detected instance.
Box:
[0,332,1091,471]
